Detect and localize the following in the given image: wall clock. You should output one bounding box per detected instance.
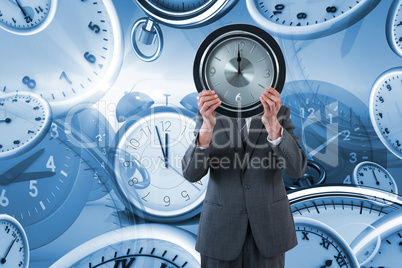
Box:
[114,104,208,222]
[0,91,52,160]
[0,0,123,117]
[386,0,402,57]
[0,214,29,268]
[369,67,402,160]
[49,224,200,267]
[352,161,398,194]
[131,0,238,61]
[194,23,286,118]
[286,217,359,268]
[246,0,380,39]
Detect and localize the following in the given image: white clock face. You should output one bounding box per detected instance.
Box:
[0,92,52,159]
[353,161,398,194]
[246,0,380,38]
[0,0,123,117]
[0,0,56,35]
[369,68,402,160]
[115,107,208,221]
[0,215,29,268]
[205,36,274,108]
[386,0,402,57]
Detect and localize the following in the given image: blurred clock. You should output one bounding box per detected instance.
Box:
[49,224,200,267]
[246,0,380,39]
[0,0,123,117]
[386,0,402,57]
[369,67,402,160]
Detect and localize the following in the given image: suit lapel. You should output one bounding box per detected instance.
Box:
[244,115,265,158]
[216,114,244,157]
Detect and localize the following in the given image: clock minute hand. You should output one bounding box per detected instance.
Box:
[237,45,242,74]
[0,171,56,185]
[0,238,16,264]
[155,126,167,167]
[14,0,27,17]
[371,170,380,185]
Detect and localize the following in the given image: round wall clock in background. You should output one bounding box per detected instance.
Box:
[0,0,123,117]
[193,23,286,118]
[386,0,402,57]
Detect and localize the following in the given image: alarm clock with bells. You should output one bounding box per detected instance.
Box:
[287,185,402,267]
[0,0,123,117]
[369,67,402,160]
[246,0,380,39]
[193,23,286,118]
[131,0,238,61]
[285,217,359,268]
[0,91,52,160]
[0,0,57,35]
[352,161,398,194]
[49,224,200,267]
[0,214,29,268]
[386,0,402,57]
[114,93,208,223]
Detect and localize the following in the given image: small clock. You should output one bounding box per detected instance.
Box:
[49,224,200,267]
[0,0,57,35]
[286,217,359,268]
[114,105,208,222]
[193,24,286,118]
[0,92,52,160]
[386,0,402,57]
[246,0,380,39]
[0,0,123,117]
[369,67,402,160]
[0,214,29,268]
[353,161,398,194]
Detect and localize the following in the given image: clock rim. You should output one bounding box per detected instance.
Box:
[193,23,286,118]
[386,0,402,57]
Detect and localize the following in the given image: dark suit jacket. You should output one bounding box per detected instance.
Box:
[181,105,307,261]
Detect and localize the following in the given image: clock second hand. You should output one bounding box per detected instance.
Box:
[158,156,200,191]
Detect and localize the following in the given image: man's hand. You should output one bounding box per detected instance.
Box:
[260,87,282,140]
[197,90,221,147]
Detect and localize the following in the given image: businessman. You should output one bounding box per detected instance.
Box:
[181,87,307,267]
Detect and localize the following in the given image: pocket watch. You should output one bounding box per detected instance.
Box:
[286,217,359,268]
[386,0,402,57]
[352,161,398,194]
[114,104,209,222]
[369,67,402,160]
[246,0,380,39]
[0,91,52,160]
[282,80,387,184]
[49,224,200,267]
[0,214,29,268]
[0,0,57,35]
[0,0,123,117]
[194,23,286,118]
[131,0,238,61]
[0,120,95,249]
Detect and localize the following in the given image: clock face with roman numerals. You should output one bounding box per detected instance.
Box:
[0,0,123,117]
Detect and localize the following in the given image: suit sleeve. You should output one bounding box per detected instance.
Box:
[270,106,307,179]
[181,112,211,182]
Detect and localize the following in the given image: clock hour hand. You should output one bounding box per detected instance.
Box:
[237,44,242,74]
[0,171,56,185]
[0,148,45,184]
[14,0,27,17]
[0,118,11,123]
[155,126,168,167]
[0,238,16,264]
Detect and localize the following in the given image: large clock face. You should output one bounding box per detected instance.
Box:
[194,24,286,118]
[0,0,123,117]
[115,106,208,222]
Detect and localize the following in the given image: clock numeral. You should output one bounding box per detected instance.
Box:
[50,123,59,138]
[326,6,337,13]
[235,93,242,103]
[22,76,36,89]
[25,16,32,23]
[59,71,72,85]
[396,140,401,147]
[13,140,20,145]
[334,252,347,267]
[181,190,190,201]
[33,106,39,110]
[29,180,38,198]
[46,156,56,172]
[343,175,351,184]
[379,96,384,103]
[0,11,3,17]
[349,152,357,164]
[5,225,10,233]
[342,130,350,141]
[84,52,96,63]
[210,67,216,77]
[127,138,140,150]
[35,117,42,121]
[35,6,44,14]
[160,121,171,132]
[164,196,171,207]
[320,237,330,249]
[88,21,100,33]
[387,84,392,91]
[263,69,270,78]
[297,12,307,20]
[273,4,285,15]
[142,192,150,202]
[114,257,135,268]
[235,41,245,52]
[301,231,309,240]
[0,189,9,207]
[27,130,34,134]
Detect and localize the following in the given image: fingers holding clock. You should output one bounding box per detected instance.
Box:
[260,87,281,113]
[198,90,221,116]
